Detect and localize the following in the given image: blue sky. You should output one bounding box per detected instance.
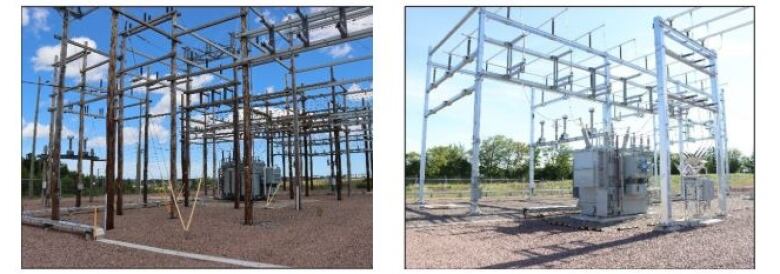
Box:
[21,7,373,180]
[406,7,754,157]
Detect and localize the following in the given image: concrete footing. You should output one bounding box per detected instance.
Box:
[22,215,105,240]
[571,213,644,223]
[654,218,723,232]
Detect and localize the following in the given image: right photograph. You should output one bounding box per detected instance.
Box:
[405,6,754,269]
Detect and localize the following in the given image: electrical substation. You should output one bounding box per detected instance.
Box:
[406,7,754,268]
[21,6,373,268]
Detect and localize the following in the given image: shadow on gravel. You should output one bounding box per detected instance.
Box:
[482,227,696,268]
[405,205,525,225]
[493,219,581,237]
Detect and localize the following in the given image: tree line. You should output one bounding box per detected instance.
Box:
[405,135,754,180]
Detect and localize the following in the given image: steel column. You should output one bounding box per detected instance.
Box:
[469,8,486,215]
[653,17,672,225]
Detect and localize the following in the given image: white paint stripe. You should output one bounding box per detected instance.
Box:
[97,238,285,268]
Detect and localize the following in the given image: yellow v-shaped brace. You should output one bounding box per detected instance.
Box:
[165,177,204,231]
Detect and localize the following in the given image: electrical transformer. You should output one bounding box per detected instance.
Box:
[573,147,653,218]
[218,159,282,200]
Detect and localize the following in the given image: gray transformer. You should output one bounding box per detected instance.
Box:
[218,159,282,200]
[573,147,653,218]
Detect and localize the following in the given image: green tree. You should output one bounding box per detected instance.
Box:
[705,148,745,174]
[405,152,420,177]
[427,144,470,178]
[540,145,573,180]
[741,153,754,173]
[479,135,515,177]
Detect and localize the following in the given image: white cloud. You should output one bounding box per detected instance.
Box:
[282,13,296,23]
[147,119,170,143]
[22,7,29,26]
[122,126,139,146]
[310,14,372,42]
[87,136,106,148]
[255,9,276,25]
[22,8,50,33]
[346,83,372,101]
[149,74,215,115]
[22,121,75,140]
[307,7,330,14]
[326,43,352,58]
[267,106,292,117]
[31,36,108,83]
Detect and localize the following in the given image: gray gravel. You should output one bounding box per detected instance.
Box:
[22,191,372,268]
[406,194,754,268]
[22,225,234,268]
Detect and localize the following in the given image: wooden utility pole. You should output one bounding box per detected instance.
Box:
[182,55,192,207]
[345,127,352,197]
[49,9,70,221]
[76,44,89,208]
[333,120,343,201]
[287,133,294,199]
[89,148,94,203]
[105,9,118,229]
[281,133,287,191]
[135,100,142,204]
[211,122,216,197]
[328,66,339,194]
[28,76,42,198]
[328,128,336,193]
[240,7,254,225]
[290,39,302,211]
[231,55,241,209]
[302,102,309,197]
[203,106,208,197]
[362,98,372,192]
[116,33,126,216]
[308,138,314,194]
[168,8,179,220]
[142,75,150,205]
[44,57,59,207]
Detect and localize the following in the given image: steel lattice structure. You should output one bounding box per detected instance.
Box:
[416,7,750,225]
[31,6,373,229]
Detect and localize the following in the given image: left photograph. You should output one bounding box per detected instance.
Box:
[20,6,373,268]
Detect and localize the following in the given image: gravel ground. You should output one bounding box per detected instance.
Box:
[22,191,372,268]
[22,225,233,268]
[406,193,754,269]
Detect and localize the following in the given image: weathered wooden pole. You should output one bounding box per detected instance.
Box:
[290,39,302,211]
[49,9,70,221]
[362,98,372,192]
[328,66,338,191]
[281,133,287,191]
[308,138,314,194]
[116,33,126,216]
[76,44,89,208]
[345,126,352,197]
[202,105,208,197]
[287,133,294,199]
[28,76,42,198]
[168,8,179,220]
[135,100,143,203]
[142,77,150,204]
[211,119,216,197]
[105,8,118,229]
[240,7,254,224]
[302,102,309,197]
[89,148,94,203]
[231,59,241,209]
[43,56,60,207]
[333,120,343,201]
[182,54,192,207]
